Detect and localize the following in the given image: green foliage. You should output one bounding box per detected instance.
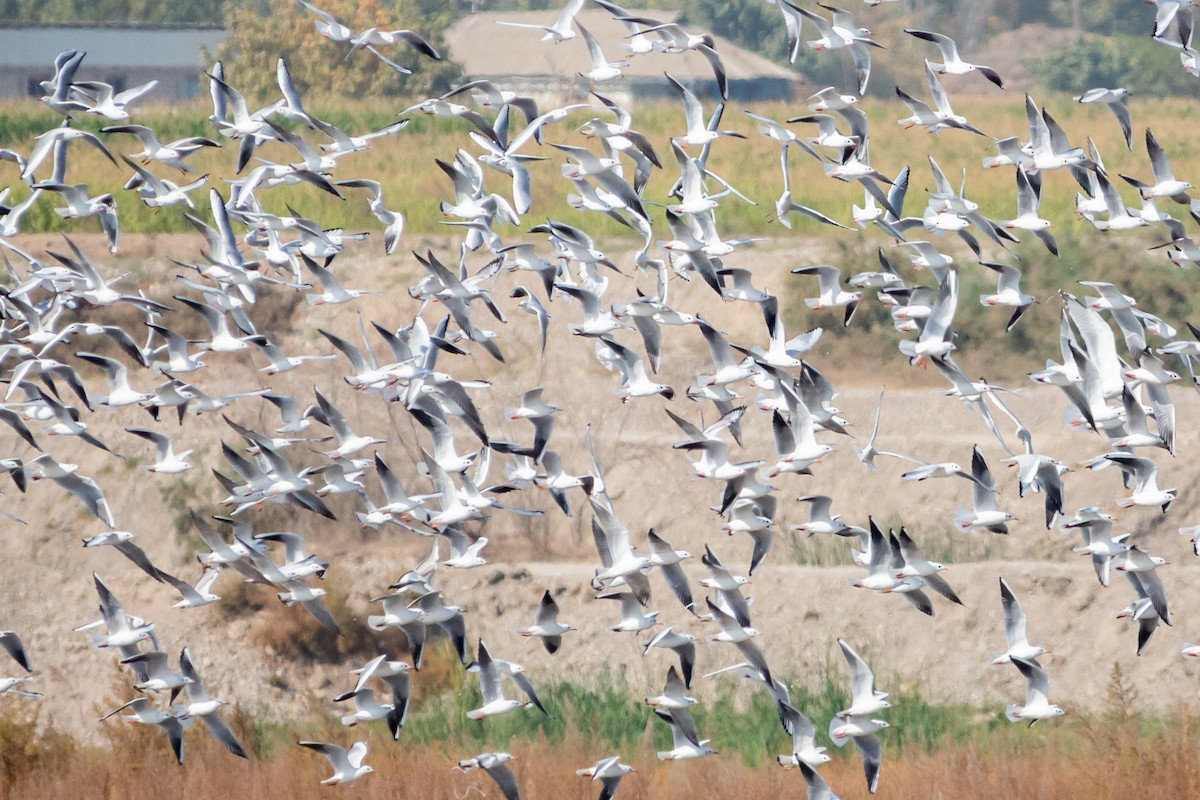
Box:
[218,0,464,104]
[1034,35,1200,98]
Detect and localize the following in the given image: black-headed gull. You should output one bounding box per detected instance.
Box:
[300,740,373,784]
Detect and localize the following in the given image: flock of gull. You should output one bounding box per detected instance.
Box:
[1,0,1200,797]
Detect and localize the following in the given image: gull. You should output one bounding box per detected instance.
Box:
[402,98,501,148]
[895,62,987,135]
[1180,524,1200,556]
[497,0,584,42]
[980,261,1037,331]
[953,446,1015,534]
[124,428,192,474]
[345,27,440,73]
[34,184,119,253]
[849,520,909,595]
[705,597,770,681]
[0,677,40,698]
[276,578,342,634]
[1004,441,1071,528]
[335,687,395,729]
[335,179,404,255]
[645,665,696,709]
[1084,170,1147,232]
[442,81,539,132]
[792,495,850,536]
[204,67,286,173]
[787,113,858,149]
[506,387,557,461]
[827,713,885,793]
[1100,453,1176,512]
[741,295,821,370]
[790,265,861,327]
[100,698,184,763]
[576,755,634,800]
[22,127,118,183]
[1003,169,1058,255]
[467,640,523,720]
[39,50,88,116]
[1074,88,1132,149]
[849,249,904,291]
[0,632,31,673]
[853,390,919,472]
[159,567,222,609]
[557,283,624,337]
[27,454,115,527]
[121,650,192,700]
[246,335,336,375]
[837,639,891,717]
[314,389,384,460]
[598,337,674,402]
[299,740,373,785]
[666,76,744,149]
[613,15,729,98]
[76,352,150,410]
[173,647,249,759]
[508,288,552,354]
[808,86,859,111]
[102,124,220,173]
[82,530,163,582]
[893,529,963,605]
[466,652,550,717]
[643,627,697,688]
[776,701,831,768]
[798,763,842,800]
[1005,657,1065,726]
[776,152,855,232]
[578,22,629,84]
[301,254,382,306]
[1112,547,1171,627]
[0,188,43,239]
[73,79,157,121]
[1121,128,1192,203]
[457,752,521,800]
[120,157,207,210]
[517,590,575,654]
[88,572,155,651]
[646,529,695,614]
[348,655,411,739]
[898,269,959,366]
[1023,95,1089,174]
[992,577,1048,666]
[794,3,884,95]
[1065,515,1128,585]
[905,29,1005,88]
[654,706,716,761]
[442,528,488,569]
[367,454,430,523]
[1112,577,1165,656]
[675,436,760,482]
[175,297,252,353]
[699,544,748,592]
[600,592,658,633]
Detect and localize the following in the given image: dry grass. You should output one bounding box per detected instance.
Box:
[2,700,1198,800]
[2,91,1198,239]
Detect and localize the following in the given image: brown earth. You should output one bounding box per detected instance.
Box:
[0,233,1196,745]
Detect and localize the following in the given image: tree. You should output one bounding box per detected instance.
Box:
[218,0,462,105]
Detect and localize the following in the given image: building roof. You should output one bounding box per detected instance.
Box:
[446,9,797,83]
[0,25,225,70]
